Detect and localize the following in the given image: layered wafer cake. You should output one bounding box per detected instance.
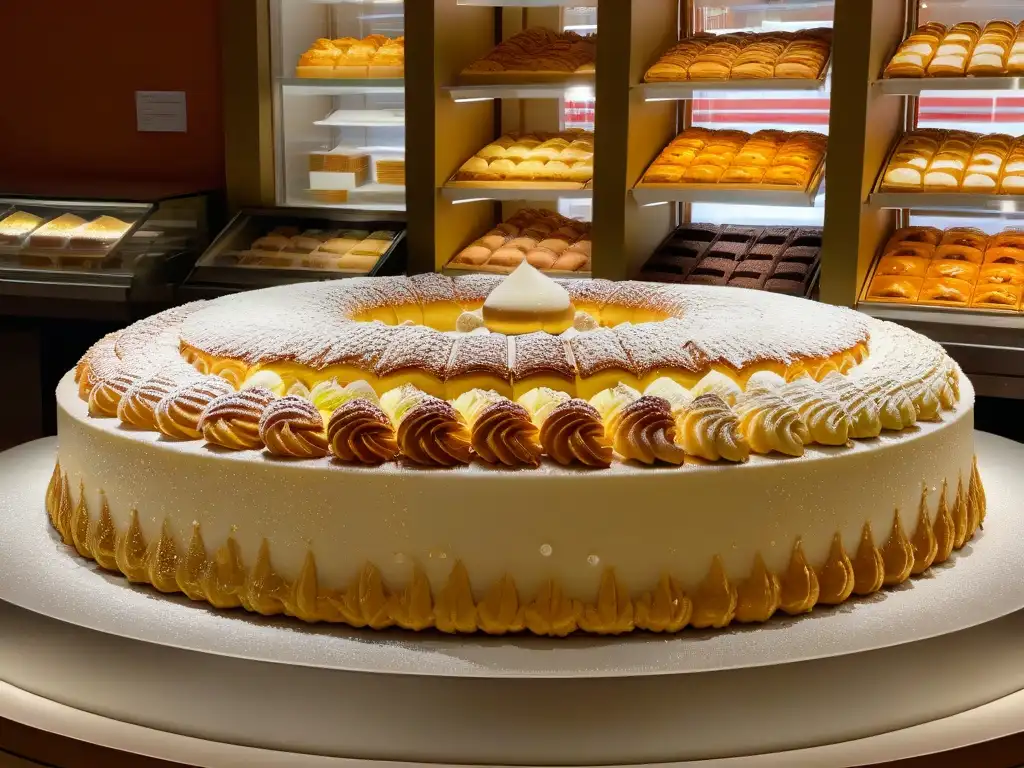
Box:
[55,266,981,635]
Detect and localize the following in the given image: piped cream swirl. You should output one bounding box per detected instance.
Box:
[593,386,685,465]
[199,387,276,450]
[88,370,143,418]
[327,399,400,464]
[383,385,472,467]
[454,390,541,467]
[734,387,809,456]
[676,393,749,463]
[259,396,329,459]
[781,377,852,446]
[155,376,235,440]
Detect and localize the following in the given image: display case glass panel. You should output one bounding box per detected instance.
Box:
[272,0,406,212]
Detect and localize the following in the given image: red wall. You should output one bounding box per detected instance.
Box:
[0,1,224,192]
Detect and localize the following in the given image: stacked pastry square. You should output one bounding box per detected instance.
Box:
[460,28,595,82]
[448,209,591,274]
[0,210,131,251]
[880,129,1024,193]
[644,29,831,82]
[884,21,1024,77]
[296,35,404,78]
[866,226,1024,310]
[237,226,397,273]
[452,131,594,186]
[640,127,826,188]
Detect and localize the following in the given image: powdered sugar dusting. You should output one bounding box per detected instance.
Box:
[446,334,511,380]
[615,320,706,376]
[570,328,631,377]
[511,332,574,381]
[408,272,456,306]
[375,325,455,378]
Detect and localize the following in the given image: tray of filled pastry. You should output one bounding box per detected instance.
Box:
[637,29,832,99]
[444,131,595,198]
[454,28,595,86]
[442,208,592,277]
[860,225,1024,314]
[632,127,826,206]
[876,20,1024,95]
[871,129,1024,210]
[0,204,144,270]
[190,209,405,289]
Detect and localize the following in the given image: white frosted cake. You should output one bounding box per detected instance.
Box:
[50,266,983,635]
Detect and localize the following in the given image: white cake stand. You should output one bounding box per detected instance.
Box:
[2,435,1024,767]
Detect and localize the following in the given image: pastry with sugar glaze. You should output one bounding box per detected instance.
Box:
[53,271,979,635]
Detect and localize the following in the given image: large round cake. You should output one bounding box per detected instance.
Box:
[50,267,983,635]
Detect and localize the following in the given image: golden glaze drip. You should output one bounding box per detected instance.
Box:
[971,457,987,526]
[735,553,781,623]
[579,570,634,634]
[953,478,970,549]
[911,486,938,575]
[817,533,854,605]
[933,480,957,564]
[881,510,914,586]
[44,460,987,634]
[691,556,737,629]
[779,539,819,615]
[635,575,692,632]
[852,521,884,596]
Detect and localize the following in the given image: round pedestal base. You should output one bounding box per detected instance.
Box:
[2,435,1024,765]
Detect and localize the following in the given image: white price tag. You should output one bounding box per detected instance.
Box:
[135,91,187,133]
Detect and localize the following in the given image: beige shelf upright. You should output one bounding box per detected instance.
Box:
[592,0,679,280]
[820,0,906,306]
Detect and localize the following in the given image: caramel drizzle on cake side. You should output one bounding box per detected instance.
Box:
[47,463,985,635]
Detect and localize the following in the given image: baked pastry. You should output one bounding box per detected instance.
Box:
[885,25,944,77]
[461,28,595,81]
[979,263,1024,285]
[0,211,44,244]
[920,277,973,305]
[59,271,978,635]
[876,255,930,278]
[934,244,984,264]
[453,131,593,186]
[972,283,1021,309]
[28,213,86,248]
[867,275,923,301]
[69,216,132,250]
[645,30,831,82]
[983,246,1024,264]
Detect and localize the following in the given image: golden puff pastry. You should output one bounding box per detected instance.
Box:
[940,227,988,250]
[983,246,1024,264]
[876,255,930,278]
[919,276,974,305]
[934,244,984,264]
[867,275,924,302]
[886,226,943,247]
[927,259,980,283]
[882,241,935,261]
[972,283,1022,309]
[979,263,1024,285]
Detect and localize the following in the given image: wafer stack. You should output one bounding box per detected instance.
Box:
[376,159,406,186]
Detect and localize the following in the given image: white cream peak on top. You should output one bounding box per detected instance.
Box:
[483,261,574,315]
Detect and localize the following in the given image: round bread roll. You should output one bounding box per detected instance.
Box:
[537,237,571,254]
[455,245,493,265]
[489,247,526,268]
[525,248,557,269]
[507,237,538,252]
[478,234,507,250]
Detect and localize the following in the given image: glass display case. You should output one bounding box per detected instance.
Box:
[184,208,406,296]
[271,0,406,212]
[0,190,209,304]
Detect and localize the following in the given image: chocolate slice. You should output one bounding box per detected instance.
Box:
[746,243,783,260]
[726,276,763,289]
[685,272,728,286]
[773,261,810,281]
[732,259,772,279]
[646,254,697,275]
[780,245,819,264]
[790,227,823,247]
[663,239,708,259]
[764,277,805,296]
[675,223,719,242]
[757,226,793,245]
[718,225,762,243]
[696,256,739,275]
[704,241,749,260]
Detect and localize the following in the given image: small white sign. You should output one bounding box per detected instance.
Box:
[135,91,187,133]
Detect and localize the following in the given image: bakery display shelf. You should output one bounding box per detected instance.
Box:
[442,182,593,202]
[313,109,405,127]
[870,190,1024,213]
[873,75,1024,96]
[633,173,824,207]
[442,264,591,279]
[858,300,1024,328]
[457,0,596,6]
[636,68,830,101]
[456,71,595,86]
[186,207,406,293]
[280,77,405,96]
[445,81,594,102]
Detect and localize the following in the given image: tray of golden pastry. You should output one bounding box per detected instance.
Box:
[444,130,595,200]
[871,128,1024,211]
[876,20,1024,95]
[0,207,143,269]
[637,29,832,99]
[456,28,595,86]
[295,35,405,80]
[860,224,1024,315]
[633,127,826,206]
[442,207,592,276]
